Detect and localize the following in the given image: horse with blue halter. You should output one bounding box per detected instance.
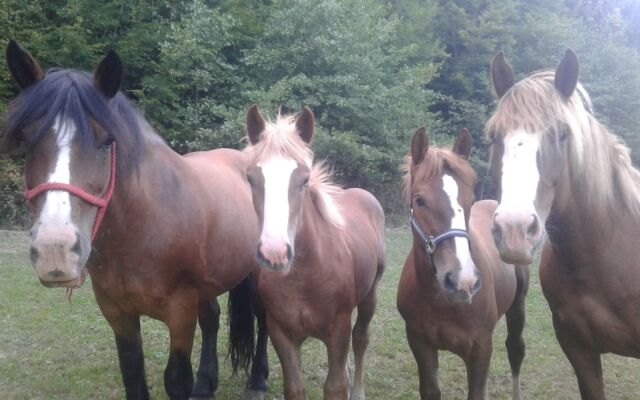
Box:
[2,41,268,400]
[488,49,640,399]
[397,127,529,399]
[242,106,386,399]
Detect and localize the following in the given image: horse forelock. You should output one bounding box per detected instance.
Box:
[402,147,477,206]
[244,114,313,167]
[486,69,640,219]
[3,69,148,176]
[244,113,345,228]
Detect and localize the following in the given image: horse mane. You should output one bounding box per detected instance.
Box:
[2,68,149,175]
[401,146,477,205]
[244,113,345,227]
[486,70,640,218]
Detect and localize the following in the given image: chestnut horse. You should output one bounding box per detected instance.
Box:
[488,49,640,399]
[2,41,269,400]
[397,127,529,400]
[242,106,386,400]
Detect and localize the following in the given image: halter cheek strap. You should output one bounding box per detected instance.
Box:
[410,208,471,275]
[24,143,117,241]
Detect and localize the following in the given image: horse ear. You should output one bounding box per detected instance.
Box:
[6,40,44,90]
[452,128,472,160]
[94,49,123,99]
[411,127,428,166]
[555,48,579,98]
[246,105,266,145]
[296,106,315,144]
[491,51,514,99]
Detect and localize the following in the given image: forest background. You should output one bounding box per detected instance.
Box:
[1,0,639,228]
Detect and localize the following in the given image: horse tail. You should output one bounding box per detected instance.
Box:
[227,275,256,375]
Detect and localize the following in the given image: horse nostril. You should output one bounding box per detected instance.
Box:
[444,271,457,292]
[527,214,540,238]
[30,246,39,264]
[48,270,64,278]
[285,244,293,262]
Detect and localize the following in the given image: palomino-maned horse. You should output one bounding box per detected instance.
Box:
[242,106,386,400]
[488,49,640,399]
[2,41,269,400]
[397,127,529,400]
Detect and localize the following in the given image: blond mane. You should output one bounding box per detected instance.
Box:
[243,113,345,227]
[486,70,640,218]
[401,146,477,205]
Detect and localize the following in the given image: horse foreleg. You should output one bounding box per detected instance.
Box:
[191,298,221,399]
[553,314,605,400]
[245,301,269,400]
[406,325,440,400]
[505,264,529,400]
[164,293,198,400]
[465,338,492,400]
[350,286,378,400]
[268,317,306,400]
[323,314,352,400]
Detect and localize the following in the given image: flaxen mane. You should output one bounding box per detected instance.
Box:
[244,114,345,227]
[486,70,640,218]
[401,146,477,205]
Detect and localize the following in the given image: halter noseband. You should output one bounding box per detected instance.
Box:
[24,143,117,241]
[410,208,471,275]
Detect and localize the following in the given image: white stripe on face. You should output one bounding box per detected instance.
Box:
[497,130,540,216]
[442,175,474,280]
[39,117,77,230]
[258,156,298,249]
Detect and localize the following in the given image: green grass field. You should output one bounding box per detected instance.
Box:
[1,228,639,399]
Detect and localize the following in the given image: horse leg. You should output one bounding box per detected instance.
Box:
[323,314,352,400]
[553,315,605,400]
[504,265,529,400]
[350,286,378,400]
[245,300,269,400]
[164,293,199,400]
[191,298,220,399]
[94,287,149,400]
[465,338,492,400]
[406,325,440,400]
[268,317,306,400]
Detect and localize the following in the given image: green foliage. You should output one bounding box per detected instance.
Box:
[0,0,639,227]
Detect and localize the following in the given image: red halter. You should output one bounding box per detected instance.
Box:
[24,143,117,241]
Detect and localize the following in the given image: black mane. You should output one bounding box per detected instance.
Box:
[3,68,146,174]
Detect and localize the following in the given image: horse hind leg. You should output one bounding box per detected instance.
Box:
[191,298,221,400]
[504,265,529,400]
[245,301,269,400]
[350,283,379,400]
[164,293,199,400]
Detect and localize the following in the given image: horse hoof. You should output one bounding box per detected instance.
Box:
[349,389,365,400]
[243,389,267,400]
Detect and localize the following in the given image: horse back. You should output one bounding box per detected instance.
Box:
[469,200,518,316]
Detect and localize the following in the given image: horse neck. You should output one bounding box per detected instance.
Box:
[293,194,335,267]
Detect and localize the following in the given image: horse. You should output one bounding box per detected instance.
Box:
[488,49,640,399]
[241,106,386,400]
[2,41,269,400]
[397,127,530,400]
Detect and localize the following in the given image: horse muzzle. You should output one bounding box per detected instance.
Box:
[256,241,293,273]
[30,229,90,288]
[492,211,543,265]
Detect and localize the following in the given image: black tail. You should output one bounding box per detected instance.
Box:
[227,275,256,375]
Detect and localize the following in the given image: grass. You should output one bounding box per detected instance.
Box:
[1,228,639,399]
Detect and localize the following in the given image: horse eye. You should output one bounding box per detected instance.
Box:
[559,131,569,142]
[303,177,309,187]
[102,136,115,149]
[415,196,427,208]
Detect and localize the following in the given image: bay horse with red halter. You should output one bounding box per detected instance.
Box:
[488,49,640,399]
[242,106,386,400]
[2,41,269,400]
[397,127,530,400]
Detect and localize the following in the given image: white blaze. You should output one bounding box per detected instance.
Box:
[259,156,298,250]
[442,175,475,284]
[497,130,540,216]
[39,117,77,230]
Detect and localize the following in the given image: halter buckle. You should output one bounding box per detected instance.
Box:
[426,236,436,254]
